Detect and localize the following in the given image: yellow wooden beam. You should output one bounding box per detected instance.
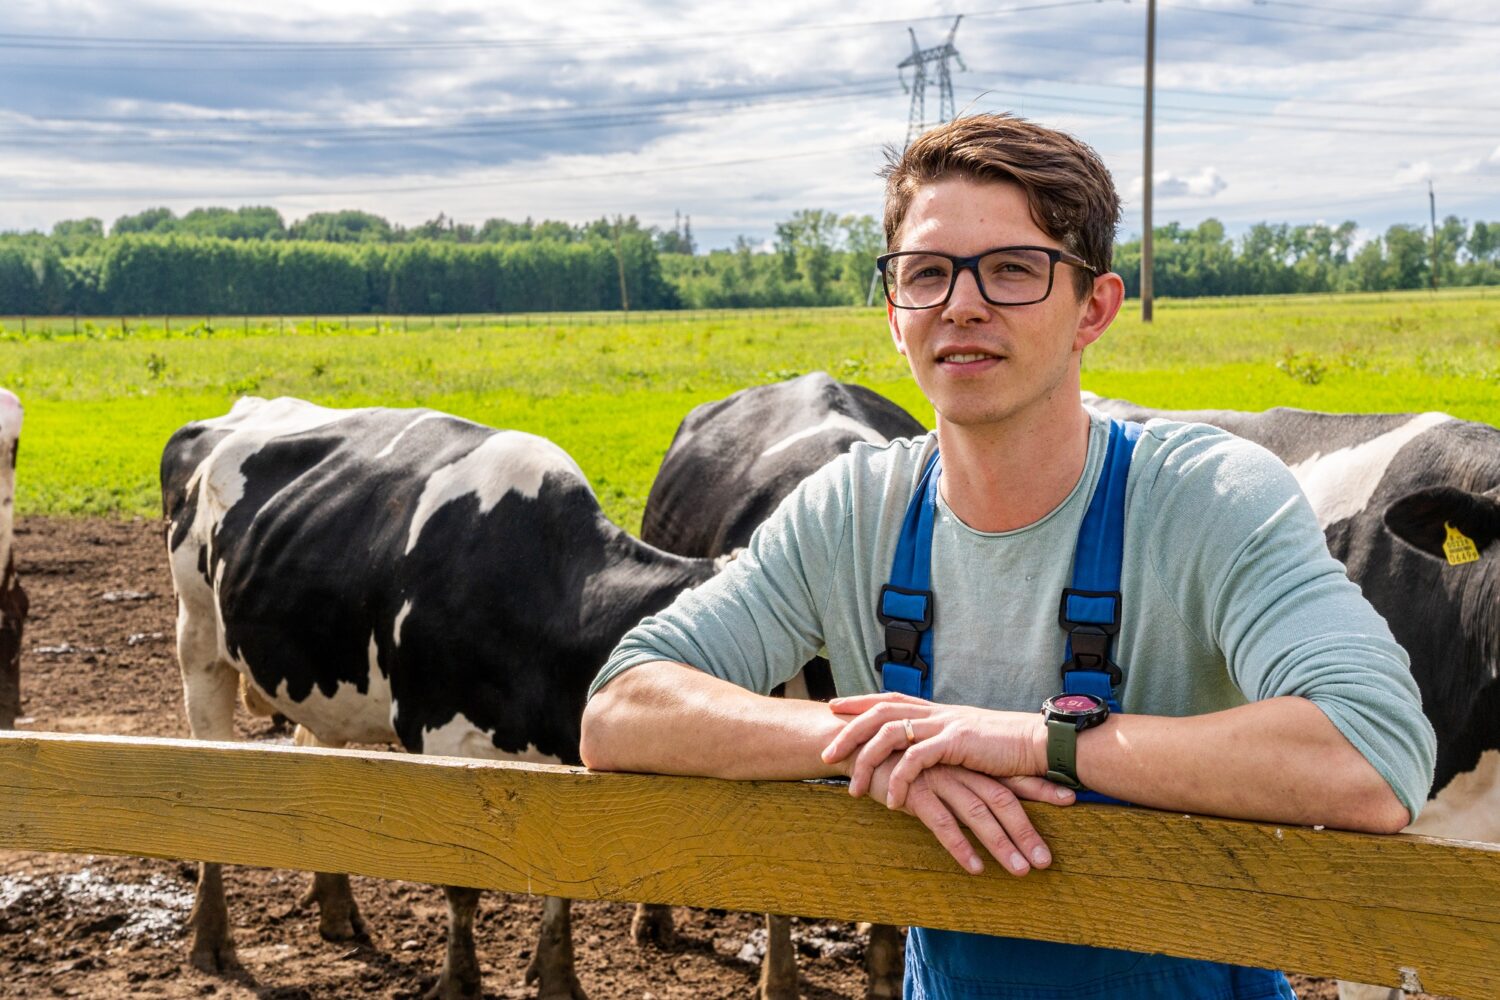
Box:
[0,732,1494,997]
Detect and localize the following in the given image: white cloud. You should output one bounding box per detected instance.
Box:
[1130,167,1227,200]
[1394,161,1434,184]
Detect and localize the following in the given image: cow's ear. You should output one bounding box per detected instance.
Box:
[1384,486,1500,561]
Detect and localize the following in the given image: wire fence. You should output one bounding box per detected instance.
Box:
[0,306,885,341]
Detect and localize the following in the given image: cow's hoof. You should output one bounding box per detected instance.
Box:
[758,981,799,1000]
[524,957,588,1000]
[302,874,369,942]
[423,971,482,1000]
[188,941,239,974]
[630,904,676,948]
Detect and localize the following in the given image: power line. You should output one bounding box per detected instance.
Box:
[1252,0,1500,29]
[0,85,900,148]
[0,142,887,203]
[961,85,1498,138]
[0,2,1122,52]
[1163,2,1485,42]
[7,77,896,131]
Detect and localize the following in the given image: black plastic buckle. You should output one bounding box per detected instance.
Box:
[1059,588,1124,686]
[875,585,932,678]
[1063,628,1124,686]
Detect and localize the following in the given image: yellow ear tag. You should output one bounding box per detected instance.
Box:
[1442,522,1480,566]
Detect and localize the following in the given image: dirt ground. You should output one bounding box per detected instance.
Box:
[2,515,1363,999]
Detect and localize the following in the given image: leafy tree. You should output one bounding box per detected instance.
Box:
[112,207,177,235]
[289,210,393,243]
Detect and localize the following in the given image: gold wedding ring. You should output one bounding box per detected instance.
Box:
[902,718,916,747]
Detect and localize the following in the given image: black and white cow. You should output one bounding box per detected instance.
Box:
[0,388,25,730]
[161,396,723,1000]
[640,372,926,1000]
[1083,393,1498,1000]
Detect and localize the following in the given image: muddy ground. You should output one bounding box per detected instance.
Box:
[2,515,1368,999]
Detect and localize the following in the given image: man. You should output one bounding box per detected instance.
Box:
[580,114,1435,998]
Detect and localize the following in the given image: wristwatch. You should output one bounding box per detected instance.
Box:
[1041,693,1110,790]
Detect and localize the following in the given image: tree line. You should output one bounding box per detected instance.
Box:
[3,206,1496,315]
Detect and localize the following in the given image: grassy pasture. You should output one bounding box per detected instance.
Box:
[2,287,1495,529]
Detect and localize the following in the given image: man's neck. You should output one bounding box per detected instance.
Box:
[935,397,1093,533]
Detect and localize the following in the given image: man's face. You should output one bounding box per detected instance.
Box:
[886,176,1113,431]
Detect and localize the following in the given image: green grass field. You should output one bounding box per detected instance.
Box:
[2,287,1496,529]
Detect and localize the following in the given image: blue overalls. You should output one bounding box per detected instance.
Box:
[877,420,1294,1000]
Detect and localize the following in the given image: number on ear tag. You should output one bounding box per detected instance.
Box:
[1442,522,1480,566]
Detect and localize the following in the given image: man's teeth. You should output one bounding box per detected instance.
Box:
[943,352,994,363]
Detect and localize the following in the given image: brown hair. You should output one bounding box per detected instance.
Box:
[882,113,1120,299]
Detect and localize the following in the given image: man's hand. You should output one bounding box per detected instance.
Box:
[821,691,1075,809]
[864,756,1062,876]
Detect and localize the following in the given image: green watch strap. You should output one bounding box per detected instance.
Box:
[1045,717,1085,790]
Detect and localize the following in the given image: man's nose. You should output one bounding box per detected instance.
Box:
[943,265,989,320]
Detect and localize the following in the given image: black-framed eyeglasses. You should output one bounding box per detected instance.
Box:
[874,245,1098,309]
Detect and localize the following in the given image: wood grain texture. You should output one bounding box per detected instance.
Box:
[0,732,1494,997]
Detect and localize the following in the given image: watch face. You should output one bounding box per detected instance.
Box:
[1051,694,1102,714]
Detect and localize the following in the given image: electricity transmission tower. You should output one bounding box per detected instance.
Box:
[899,16,965,148]
[870,17,967,306]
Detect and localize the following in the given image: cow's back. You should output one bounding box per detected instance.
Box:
[644,373,924,555]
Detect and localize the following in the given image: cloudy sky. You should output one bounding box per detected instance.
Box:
[4,0,1497,249]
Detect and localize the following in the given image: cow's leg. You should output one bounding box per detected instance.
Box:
[427,886,483,1000]
[525,895,587,1000]
[862,923,903,999]
[758,913,798,1000]
[175,596,241,972]
[630,902,676,946]
[291,727,368,942]
[0,566,24,730]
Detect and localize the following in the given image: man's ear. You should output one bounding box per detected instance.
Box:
[888,301,908,357]
[1073,272,1125,353]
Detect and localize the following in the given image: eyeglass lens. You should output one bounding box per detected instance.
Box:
[886,248,1055,308]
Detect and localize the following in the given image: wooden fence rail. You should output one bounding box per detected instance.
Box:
[0,732,1494,997]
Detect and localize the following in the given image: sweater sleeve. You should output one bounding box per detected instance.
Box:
[1138,423,1438,821]
[588,453,852,699]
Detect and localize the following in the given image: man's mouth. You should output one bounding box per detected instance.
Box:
[938,351,1002,365]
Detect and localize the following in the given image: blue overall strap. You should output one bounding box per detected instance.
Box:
[877,450,941,699]
[1059,418,1142,712]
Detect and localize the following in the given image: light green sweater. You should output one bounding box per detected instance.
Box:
[593,408,1437,819]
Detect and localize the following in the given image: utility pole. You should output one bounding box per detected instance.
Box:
[898,16,965,148]
[1141,0,1157,323]
[1428,180,1439,292]
[612,217,630,312]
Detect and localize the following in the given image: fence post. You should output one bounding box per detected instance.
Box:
[19,316,24,337]
[164,316,170,337]
[120,316,127,337]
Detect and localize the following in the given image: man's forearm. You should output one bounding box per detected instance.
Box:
[1072,696,1411,833]
[580,660,849,780]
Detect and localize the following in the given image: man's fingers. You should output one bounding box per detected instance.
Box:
[883,738,949,809]
[927,772,1030,876]
[828,691,928,714]
[905,783,985,875]
[949,770,1053,872]
[846,722,911,798]
[821,702,927,765]
[1001,774,1077,805]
